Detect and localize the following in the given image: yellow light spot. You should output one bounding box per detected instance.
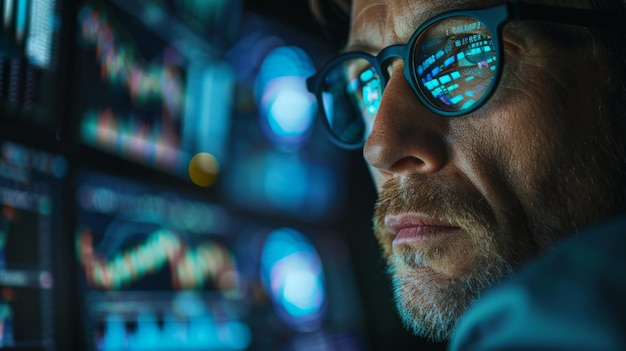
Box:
[188,152,219,187]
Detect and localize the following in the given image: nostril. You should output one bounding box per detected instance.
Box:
[411,157,424,166]
[389,156,427,174]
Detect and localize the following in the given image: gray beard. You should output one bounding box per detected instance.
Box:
[372,172,523,343]
[388,251,514,342]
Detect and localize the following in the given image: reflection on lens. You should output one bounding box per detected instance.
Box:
[320,56,380,146]
[412,16,497,113]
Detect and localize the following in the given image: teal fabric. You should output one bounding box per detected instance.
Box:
[449,216,626,351]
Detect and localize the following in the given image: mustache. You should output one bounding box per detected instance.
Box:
[373,174,495,236]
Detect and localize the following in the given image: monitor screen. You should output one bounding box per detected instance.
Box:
[73,169,248,351]
[0,0,67,131]
[73,169,368,351]
[71,0,235,181]
[0,138,68,351]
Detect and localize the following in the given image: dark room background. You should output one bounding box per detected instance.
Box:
[0,0,446,350]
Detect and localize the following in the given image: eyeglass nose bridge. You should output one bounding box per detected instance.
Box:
[375,44,411,83]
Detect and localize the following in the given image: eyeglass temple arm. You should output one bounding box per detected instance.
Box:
[509,2,626,33]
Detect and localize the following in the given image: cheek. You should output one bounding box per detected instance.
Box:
[452,52,615,245]
[452,83,566,204]
[492,55,604,189]
[469,55,578,194]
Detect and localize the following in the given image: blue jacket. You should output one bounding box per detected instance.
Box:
[449,215,626,350]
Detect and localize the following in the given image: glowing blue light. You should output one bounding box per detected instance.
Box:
[267,82,314,136]
[451,95,464,105]
[424,79,439,91]
[274,253,325,317]
[462,100,476,109]
[359,69,373,81]
[255,46,317,148]
[444,56,455,67]
[261,228,327,331]
[103,315,126,349]
[439,74,452,84]
[27,0,57,68]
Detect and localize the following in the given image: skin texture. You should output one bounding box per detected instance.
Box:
[348,0,625,341]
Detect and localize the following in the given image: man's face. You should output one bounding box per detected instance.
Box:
[350,0,625,341]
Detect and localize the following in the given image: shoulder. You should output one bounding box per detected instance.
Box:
[449,215,626,351]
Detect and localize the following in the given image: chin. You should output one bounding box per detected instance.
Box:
[388,252,514,341]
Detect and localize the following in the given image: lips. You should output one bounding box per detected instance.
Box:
[385,213,461,248]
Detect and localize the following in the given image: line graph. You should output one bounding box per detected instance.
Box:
[78,5,185,118]
[80,108,181,168]
[76,227,238,291]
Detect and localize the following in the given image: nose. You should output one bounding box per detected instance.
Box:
[363,63,449,180]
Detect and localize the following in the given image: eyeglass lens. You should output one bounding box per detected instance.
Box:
[319,15,498,146]
[413,16,497,112]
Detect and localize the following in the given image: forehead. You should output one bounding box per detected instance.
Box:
[347,0,590,51]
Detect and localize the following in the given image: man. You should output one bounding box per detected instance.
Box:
[306,0,626,345]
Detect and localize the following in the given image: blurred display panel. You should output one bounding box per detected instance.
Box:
[224,12,347,222]
[72,0,235,181]
[127,0,240,46]
[0,0,411,350]
[73,168,368,351]
[0,139,67,351]
[232,220,366,351]
[73,170,248,351]
[219,13,369,348]
[0,0,66,130]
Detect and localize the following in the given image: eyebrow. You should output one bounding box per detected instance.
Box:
[409,0,504,31]
[344,0,505,53]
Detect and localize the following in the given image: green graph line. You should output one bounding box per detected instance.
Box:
[76,227,237,291]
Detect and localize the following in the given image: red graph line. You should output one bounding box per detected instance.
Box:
[76,227,237,291]
[79,5,185,118]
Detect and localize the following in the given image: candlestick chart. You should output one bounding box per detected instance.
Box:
[76,226,238,292]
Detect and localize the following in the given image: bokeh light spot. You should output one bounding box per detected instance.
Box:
[261,227,327,331]
[255,45,317,149]
[188,152,219,187]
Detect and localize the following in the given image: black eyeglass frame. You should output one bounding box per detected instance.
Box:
[306,2,626,149]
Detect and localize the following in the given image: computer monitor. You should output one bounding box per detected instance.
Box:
[72,168,369,351]
[0,137,69,351]
[70,0,235,182]
[0,0,68,132]
[73,169,248,351]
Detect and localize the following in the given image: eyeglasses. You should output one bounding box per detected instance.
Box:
[306,2,625,149]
